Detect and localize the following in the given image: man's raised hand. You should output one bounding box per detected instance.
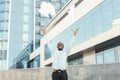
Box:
[41,28,46,35]
[73,27,79,36]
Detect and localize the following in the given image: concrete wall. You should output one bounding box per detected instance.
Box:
[0,68,52,80]
[0,64,120,80]
[68,64,120,80]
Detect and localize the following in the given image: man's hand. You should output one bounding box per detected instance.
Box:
[41,28,46,35]
[73,27,79,36]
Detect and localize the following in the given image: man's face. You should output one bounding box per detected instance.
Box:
[57,42,64,50]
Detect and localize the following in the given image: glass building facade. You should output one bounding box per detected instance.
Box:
[0,0,9,70]
[0,0,34,70]
[44,0,120,65]
[44,44,51,60]
[15,44,33,69]
[0,0,68,69]
[34,0,68,50]
[51,0,120,46]
[67,52,83,65]
[8,0,34,69]
[28,54,40,68]
[96,38,120,64]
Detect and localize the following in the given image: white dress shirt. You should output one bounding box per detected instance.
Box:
[45,35,75,70]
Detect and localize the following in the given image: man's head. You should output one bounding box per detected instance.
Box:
[57,42,64,51]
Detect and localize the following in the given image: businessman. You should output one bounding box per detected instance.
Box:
[41,28,79,80]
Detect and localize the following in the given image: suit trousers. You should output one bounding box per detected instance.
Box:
[52,70,68,80]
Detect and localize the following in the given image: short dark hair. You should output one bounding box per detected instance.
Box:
[57,42,64,48]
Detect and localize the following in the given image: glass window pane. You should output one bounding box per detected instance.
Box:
[22,33,29,41]
[61,0,67,3]
[84,16,93,40]
[76,20,85,44]
[5,2,9,10]
[96,52,103,64]
[44,44,51,60]
[0,41,7,50]
[24,6,29,13]
[0,3,5,11]
[0,22,8,30]
[32,55,40,68]
[92,9,103,35]
[35,41,40,49]
[2,42,7,50]
[0,13,5,20]
[104,49,115,64]
[4,13,9,20]
[0,32,8,39]
[23,15,29,23]
[51,0,60,2]
[40,17,50,27]
[78,57,83,64]
[22,43,28,49]
[101,2,114,31]
[52,2,61,11]
[68,60,79,65]
[117,48,120,63]
[24,0,29,5]
[1,50,7,60]
[23,24,29,32]
[113,0,120,19]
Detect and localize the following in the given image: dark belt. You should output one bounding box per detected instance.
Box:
[53,69,66,73]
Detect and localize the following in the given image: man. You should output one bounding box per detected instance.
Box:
[41,28,79,80]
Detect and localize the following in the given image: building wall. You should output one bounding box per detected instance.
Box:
[30,0,120,68]
[0,0,35,70]
[83,49,96,65]
[30,0,104,67]
[7,0,34,69]
[0,0,10,70]
[8,0,24,69]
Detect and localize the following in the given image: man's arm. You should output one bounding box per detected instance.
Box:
[41,28,55,54]
[66,28,79,55]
